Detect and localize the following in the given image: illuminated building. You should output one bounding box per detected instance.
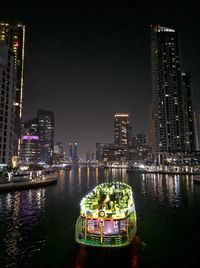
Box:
[53,142,65,165]
[114,113,132,146]
[69,142,78,163]
[136,132,146,147]
[20,135,39,165]
[96,142,110,162]
[182,73,196,152]
[20,111,54,165]
[101,144,127,163]
[0,22,26,159]
[151,25,196,153]
[0,27,15,164]
[37,110,54,165]
[20,118,39,164]
[54,141,64,155]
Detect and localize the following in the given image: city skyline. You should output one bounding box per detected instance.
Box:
[0,1,199,159]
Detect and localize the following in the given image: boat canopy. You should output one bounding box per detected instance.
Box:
[80,182,135,220]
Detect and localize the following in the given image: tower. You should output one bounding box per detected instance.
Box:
[37,109,54,165]
[0,22,25,162]
[151,25,194,153]
[114,113,131,146]
[182,72,196,152]
[69,142,78,163]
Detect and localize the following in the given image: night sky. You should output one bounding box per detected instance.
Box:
[1,1,200,159]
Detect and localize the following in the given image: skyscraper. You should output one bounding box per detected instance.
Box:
[182,72,196,152]
[69,142,78,163]
[37,109,54,165]
[151,25,195,153]
[0,22,25,162]
[0,26,15,164]
[114,113,131,146]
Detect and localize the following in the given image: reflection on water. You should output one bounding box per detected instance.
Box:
[4,192,21,263]
[0,167,200,267]
[95,167,99,185]
[0,188,46,267]
[138,173,194,208]
[74,235,142,268]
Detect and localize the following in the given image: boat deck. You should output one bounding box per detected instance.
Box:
[75,182,137,247]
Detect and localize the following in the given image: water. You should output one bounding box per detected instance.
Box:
[0,167,200,268]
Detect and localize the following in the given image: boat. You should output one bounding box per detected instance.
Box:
[75,181,137,248]
[10,172,30,181]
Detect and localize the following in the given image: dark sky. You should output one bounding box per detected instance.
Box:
[1,1,200,159]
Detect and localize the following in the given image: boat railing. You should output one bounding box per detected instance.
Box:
[75,216,131,247]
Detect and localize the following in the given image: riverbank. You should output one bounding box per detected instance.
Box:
[0,176,57,192]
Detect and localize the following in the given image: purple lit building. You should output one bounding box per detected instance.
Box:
[20,110,54,165]
[20,118,40,164]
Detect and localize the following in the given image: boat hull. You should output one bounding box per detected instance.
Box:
[75,212,137,248]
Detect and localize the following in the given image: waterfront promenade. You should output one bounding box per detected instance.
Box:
[127,165,200,175]
[127,169,200,175]
[0,175,57,192]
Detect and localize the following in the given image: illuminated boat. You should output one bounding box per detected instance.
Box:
[75,182,137,247]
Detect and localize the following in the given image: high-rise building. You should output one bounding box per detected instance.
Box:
[20,118,39,165]
[53,141,64,165]
[136,132,146,147]
[54,141,64,155]
[114,113,131,146]
[37,109,54,165]
[20,111,54,165]
[96,142,111,162]
[182,72,196,151]
[151,25,195,153]
[0,22,25,159]
[69,142,78,163]
[0,31,15,164]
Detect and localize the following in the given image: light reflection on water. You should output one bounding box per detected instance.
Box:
[0,167,200,267]
[138,173,195,209]
[0,188,46,267]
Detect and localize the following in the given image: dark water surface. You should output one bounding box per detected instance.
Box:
[0,167,200,268]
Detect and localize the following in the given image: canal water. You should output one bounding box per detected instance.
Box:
[0,167,200,268]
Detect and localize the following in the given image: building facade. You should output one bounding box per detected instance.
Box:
[37,110,54,165]
[151,25,195,153]
[136,132,146,147]
[69,142,78,163]
[0,31,15,164]
[96,142,110,162]
[114,113,132,146]
[20,118,39,165]
[20,111,54,165]
[182,72,196,152]
[0,22,25,160]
